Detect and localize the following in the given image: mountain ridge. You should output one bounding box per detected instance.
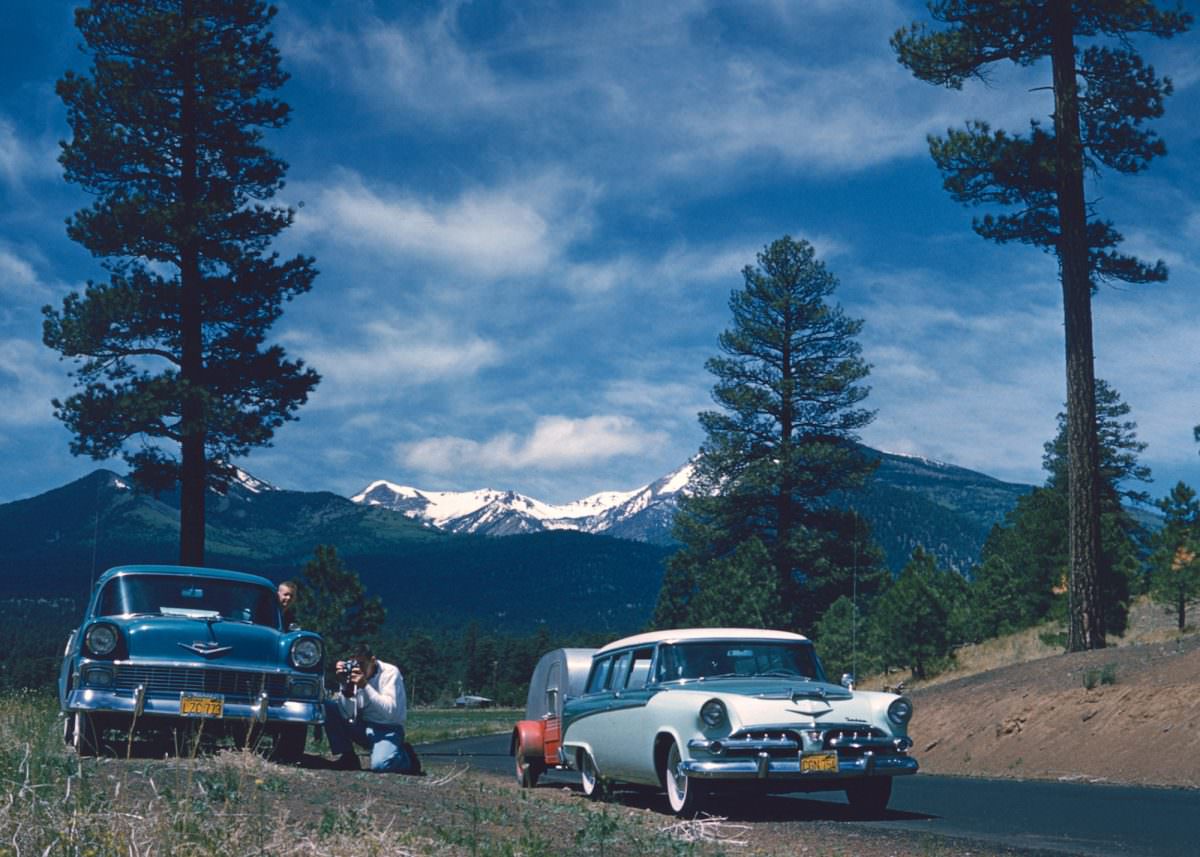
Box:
[351,462,691,544]
[0,449,1035,632]
[348,450,1033,568]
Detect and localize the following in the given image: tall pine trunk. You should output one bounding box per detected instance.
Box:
[178,1,205,566]
[1050,0,1104,651]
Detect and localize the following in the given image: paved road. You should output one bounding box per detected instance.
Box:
[419,733,1199,857]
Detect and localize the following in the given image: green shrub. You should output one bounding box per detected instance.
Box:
[1083,663,1118,689]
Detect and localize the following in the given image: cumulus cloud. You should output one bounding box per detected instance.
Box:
[295,170,595,279]
[287,315,503,408]
[396,415,666,475]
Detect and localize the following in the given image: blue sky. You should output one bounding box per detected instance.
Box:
[1,0,1198,505]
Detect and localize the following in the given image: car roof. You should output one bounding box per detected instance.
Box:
[95,564,275,589]
[595,627,809,655]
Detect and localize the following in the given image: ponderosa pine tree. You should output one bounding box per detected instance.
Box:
[1149,482,1200,631]
[893,2,1190,651]
[652,236,885,632]
[1043,380,1151,635]
[971,380,1150,640]
[868,548,957,680]
[294,545,385,683]
[43,0,319,565]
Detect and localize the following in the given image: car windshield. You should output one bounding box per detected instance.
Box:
[655,641,826,683]
[96,574,280,628]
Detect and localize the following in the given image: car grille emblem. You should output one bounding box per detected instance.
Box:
[178,641,233,658]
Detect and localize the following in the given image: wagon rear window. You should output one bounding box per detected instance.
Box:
[96,575,279,627]
[655,641,825,683]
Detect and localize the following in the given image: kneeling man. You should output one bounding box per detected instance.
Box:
[325,644,409,772]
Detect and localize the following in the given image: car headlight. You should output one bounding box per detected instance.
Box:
[289,636,323,669]
[84,623,119,658]
[888,696,913,726]
[700,698,727,728]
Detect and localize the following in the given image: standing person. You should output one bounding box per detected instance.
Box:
[277,580,299,629]
[325,644,410,772]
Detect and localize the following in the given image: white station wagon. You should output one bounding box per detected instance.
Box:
[514,628,917,816]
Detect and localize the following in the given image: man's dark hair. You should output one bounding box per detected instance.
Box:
[350,643,375,662]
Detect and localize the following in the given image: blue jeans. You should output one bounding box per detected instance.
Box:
[323,699,410,773]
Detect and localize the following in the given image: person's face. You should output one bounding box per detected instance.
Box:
[277,584,295,607]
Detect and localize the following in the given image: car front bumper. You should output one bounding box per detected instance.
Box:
[64,687,324,726]
[681,745,918,780]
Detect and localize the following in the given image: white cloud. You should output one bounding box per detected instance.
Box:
[296,170,595,278]
[396,414,666,475]
[0,117,58,188]
[0,337,63,428]
[1094,288,1200,475]
[0,247,41,297]
[282,0,1046,187]
[289,315,503,408]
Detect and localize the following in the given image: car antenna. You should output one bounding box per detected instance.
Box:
[851,513,857,682]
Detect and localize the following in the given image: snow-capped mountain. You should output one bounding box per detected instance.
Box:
[350,462,692,544]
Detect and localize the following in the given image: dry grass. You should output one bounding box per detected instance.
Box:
[0,693,1077,856]
[0,694,729,857]
[860,595,1199,694]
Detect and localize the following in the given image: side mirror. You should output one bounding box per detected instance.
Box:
[840,673,856,690]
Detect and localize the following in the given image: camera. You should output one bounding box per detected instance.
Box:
[337,658,362,697]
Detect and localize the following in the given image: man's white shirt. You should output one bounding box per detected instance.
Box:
[333,659,407,727]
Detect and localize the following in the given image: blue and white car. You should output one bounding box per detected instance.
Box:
[559,628,917,816]
[59,564,325,760]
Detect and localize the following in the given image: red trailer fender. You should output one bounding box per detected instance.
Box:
[511,719,545,759]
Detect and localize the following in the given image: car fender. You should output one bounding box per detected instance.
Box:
[560,735,597,770]
[652,725,690,783]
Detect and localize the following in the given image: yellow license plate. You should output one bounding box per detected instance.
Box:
[180,693,224,718]
[800,751,838,774]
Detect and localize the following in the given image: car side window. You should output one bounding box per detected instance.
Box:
[656,645,681,681]
[626,648,653,688]
[586,656,612,694]
[608,652,632,689]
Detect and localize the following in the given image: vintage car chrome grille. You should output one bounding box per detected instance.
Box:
[722,730,803,757]
[113,665,289,701]
[822,727,895,753]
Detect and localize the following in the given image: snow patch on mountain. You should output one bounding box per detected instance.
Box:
[233,467,276,494]
[350,462,692,542]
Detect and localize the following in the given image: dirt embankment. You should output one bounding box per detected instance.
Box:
[907,632,1200,788]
